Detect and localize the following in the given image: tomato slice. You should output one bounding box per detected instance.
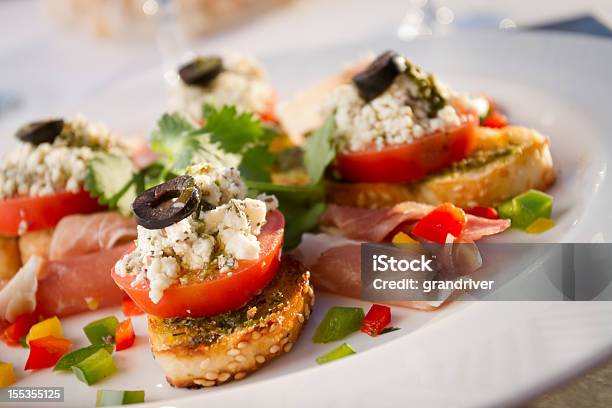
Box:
[112,210,285,318]
[335,113,478,183]
[0,189,102,236]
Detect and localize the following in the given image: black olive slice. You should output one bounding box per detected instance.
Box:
[352,50,400,102]
[16,119,64,145]
[133,175,201,230]
[178,56,223,86]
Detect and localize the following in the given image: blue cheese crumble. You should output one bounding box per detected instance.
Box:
[0,115,123,199]
[324,56,480,152]
[168,54,275,121]
[114,163,277,304]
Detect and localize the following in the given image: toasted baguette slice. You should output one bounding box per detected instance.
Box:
[148,255,314,388]
[327,126,555,209]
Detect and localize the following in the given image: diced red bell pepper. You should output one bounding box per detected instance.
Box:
[412,203,468,243]
[465,206,499,220]
[482,110,508,128]
[25,336,72,370]
[2,313,38,347]
[121,296,144,317]
[361,304,391,337]
[115,319,135,351]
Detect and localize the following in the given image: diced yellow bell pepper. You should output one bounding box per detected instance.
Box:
[26,316,63,344]
[0,362,16,387]
[526,218,556,234]
[392,232,418,245]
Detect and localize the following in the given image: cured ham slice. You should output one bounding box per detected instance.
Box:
[462,215,511,242]
[49,212,136,261]
[36,244,130,317]
[320,202,433,242]
[320,202,510,242]
[0,212,136,322]
[293,234,448,310]
[294,201,510,310]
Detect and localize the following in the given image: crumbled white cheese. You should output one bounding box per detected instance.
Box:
[114,163,274,304]
[0,115,123,199]
[168,54,275,121]
[256,193,279,212]
[325,72,468,152]
[188,162,246,206]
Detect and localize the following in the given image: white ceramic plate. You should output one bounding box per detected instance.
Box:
[3,31,612,408]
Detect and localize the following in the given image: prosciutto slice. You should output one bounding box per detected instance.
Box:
[49,212,136,261]
[320,202,510,242]
[0,212,136,321]
[295,201,510,310]
[462,215,511,241]
[320,202,433,242]
[36,244,130,318]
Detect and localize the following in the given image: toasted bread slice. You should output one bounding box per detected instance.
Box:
[148,255,314,388]
[279,59,370,143]
[327,126,555,209]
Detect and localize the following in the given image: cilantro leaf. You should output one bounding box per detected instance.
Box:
[303,115,336,183]
[239,145,276,182]
[85,152,138,216]
[151,113,200,173]
[246,181,326,205]
[281,202,327,249]
[202,105,267,153]
[190,142,240,170]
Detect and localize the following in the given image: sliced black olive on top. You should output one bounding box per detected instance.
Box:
[133,175,202,230]
[178,56,223,86]
[352,50,400,102]
[16,119,64,145]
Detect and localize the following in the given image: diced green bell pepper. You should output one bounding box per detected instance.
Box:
[497,189,553,230]
[72,349,116,385]
[312,307,364,343]
[316,343,356,365]
[83,316,119,345]
[19,335,29,349]
[54,344,114,371]
[96,390,145,406]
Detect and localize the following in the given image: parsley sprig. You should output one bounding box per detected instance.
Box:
[85,104,337,248]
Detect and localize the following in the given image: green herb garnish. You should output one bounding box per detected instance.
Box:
[316,343,356,365]
[303,115,336,183]
[85,152,138,216]
[379,327,401,335]
[86,103,332,248]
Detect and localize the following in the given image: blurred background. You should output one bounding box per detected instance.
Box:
[0,1,611,407]
[1,0,611,131]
